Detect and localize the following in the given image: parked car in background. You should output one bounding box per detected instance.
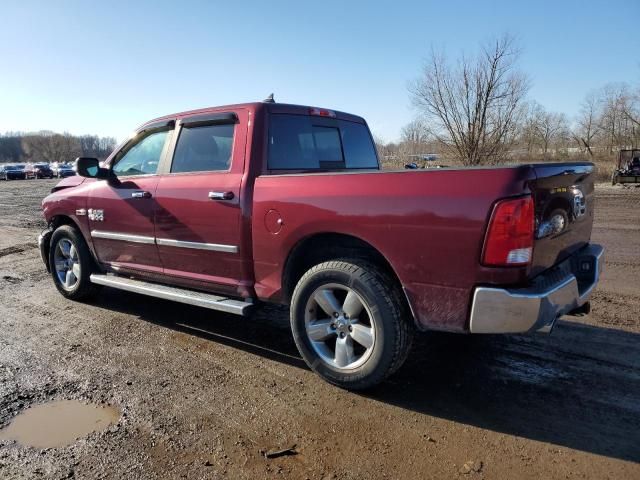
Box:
[56,163,76,178]
[3,164,27,180]
[24,163,37,179]
[33,163,55,179]
[51,162,69,177]
[38,100,603,390]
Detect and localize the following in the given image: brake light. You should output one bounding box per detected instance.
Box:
[309,107,336,118]
[482,196,535,266]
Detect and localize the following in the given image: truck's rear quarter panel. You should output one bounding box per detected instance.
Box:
[252,167,535,332]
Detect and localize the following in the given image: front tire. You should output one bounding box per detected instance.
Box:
[290,259,413,390]
[49,225,100,300]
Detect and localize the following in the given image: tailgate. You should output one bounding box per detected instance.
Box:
[528,163,595,277]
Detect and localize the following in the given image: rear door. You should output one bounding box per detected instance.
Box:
[88,121,174,275]
[153,110,248,295]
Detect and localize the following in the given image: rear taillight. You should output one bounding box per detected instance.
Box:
[482,196,535,267]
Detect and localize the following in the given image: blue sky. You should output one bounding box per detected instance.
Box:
[0,0,638,142]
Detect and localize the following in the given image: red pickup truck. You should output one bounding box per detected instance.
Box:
[38,100,603,389]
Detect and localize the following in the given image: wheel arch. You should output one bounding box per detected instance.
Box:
[49,214,80,230]
[47,215,102,272]
[281,232,411,316]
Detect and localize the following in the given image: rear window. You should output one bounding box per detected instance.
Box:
[268,114,378,171]
[171,124,234,173]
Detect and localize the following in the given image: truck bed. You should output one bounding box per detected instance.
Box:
[252,162,594,332]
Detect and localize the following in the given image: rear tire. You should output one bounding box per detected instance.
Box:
[49,225,100,301]
[290,259,413,390]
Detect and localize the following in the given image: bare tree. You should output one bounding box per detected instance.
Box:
[597,83,640,151]
[398,118,436,160]
[620,85,640,135]
[534,109,569,159]
[372,134,398,166]
[97,136,117,159]
[21,132,81,164]
[410,34,530,165]
[574,91,601,156]
[520,101,541,155]
[373,134,388,161]
[400,119,430,145]
[0,133,23,163]
[79,134,117,159]
[0,131,117,165]
[518,102,569,159]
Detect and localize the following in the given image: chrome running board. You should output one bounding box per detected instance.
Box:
[89,274,253,316]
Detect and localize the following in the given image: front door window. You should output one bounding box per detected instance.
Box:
[112,130,168,177]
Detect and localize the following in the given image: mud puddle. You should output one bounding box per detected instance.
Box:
[0,400,120,448]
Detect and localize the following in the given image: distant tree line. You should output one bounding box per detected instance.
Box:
[378,34,640,173]
[0,131,117,164]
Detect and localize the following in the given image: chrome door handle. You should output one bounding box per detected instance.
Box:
[208,191,234,201]
[131,191,152,199]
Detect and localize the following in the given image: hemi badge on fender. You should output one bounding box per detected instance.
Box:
[76,209,87,216]
[88,209,104,222]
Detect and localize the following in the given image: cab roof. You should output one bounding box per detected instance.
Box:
[138,101,366,132]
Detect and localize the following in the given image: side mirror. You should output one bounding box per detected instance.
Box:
[76,157,110,179]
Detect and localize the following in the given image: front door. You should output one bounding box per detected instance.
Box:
[88,124,173,275]
[153,110,248,295]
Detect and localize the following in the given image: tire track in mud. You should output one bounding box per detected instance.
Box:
[0,243,37,258]
[0,293,309,456]
[6,237,634,468]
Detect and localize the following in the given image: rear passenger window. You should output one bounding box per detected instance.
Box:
[268,114,378,171]
[171,124,234,173]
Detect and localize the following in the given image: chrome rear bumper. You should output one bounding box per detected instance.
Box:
[469,244,604,334]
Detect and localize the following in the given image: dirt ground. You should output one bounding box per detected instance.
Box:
[0,179,638,480]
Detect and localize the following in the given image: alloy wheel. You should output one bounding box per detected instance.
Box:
[304,283,376,370]
[54,238,81,291]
